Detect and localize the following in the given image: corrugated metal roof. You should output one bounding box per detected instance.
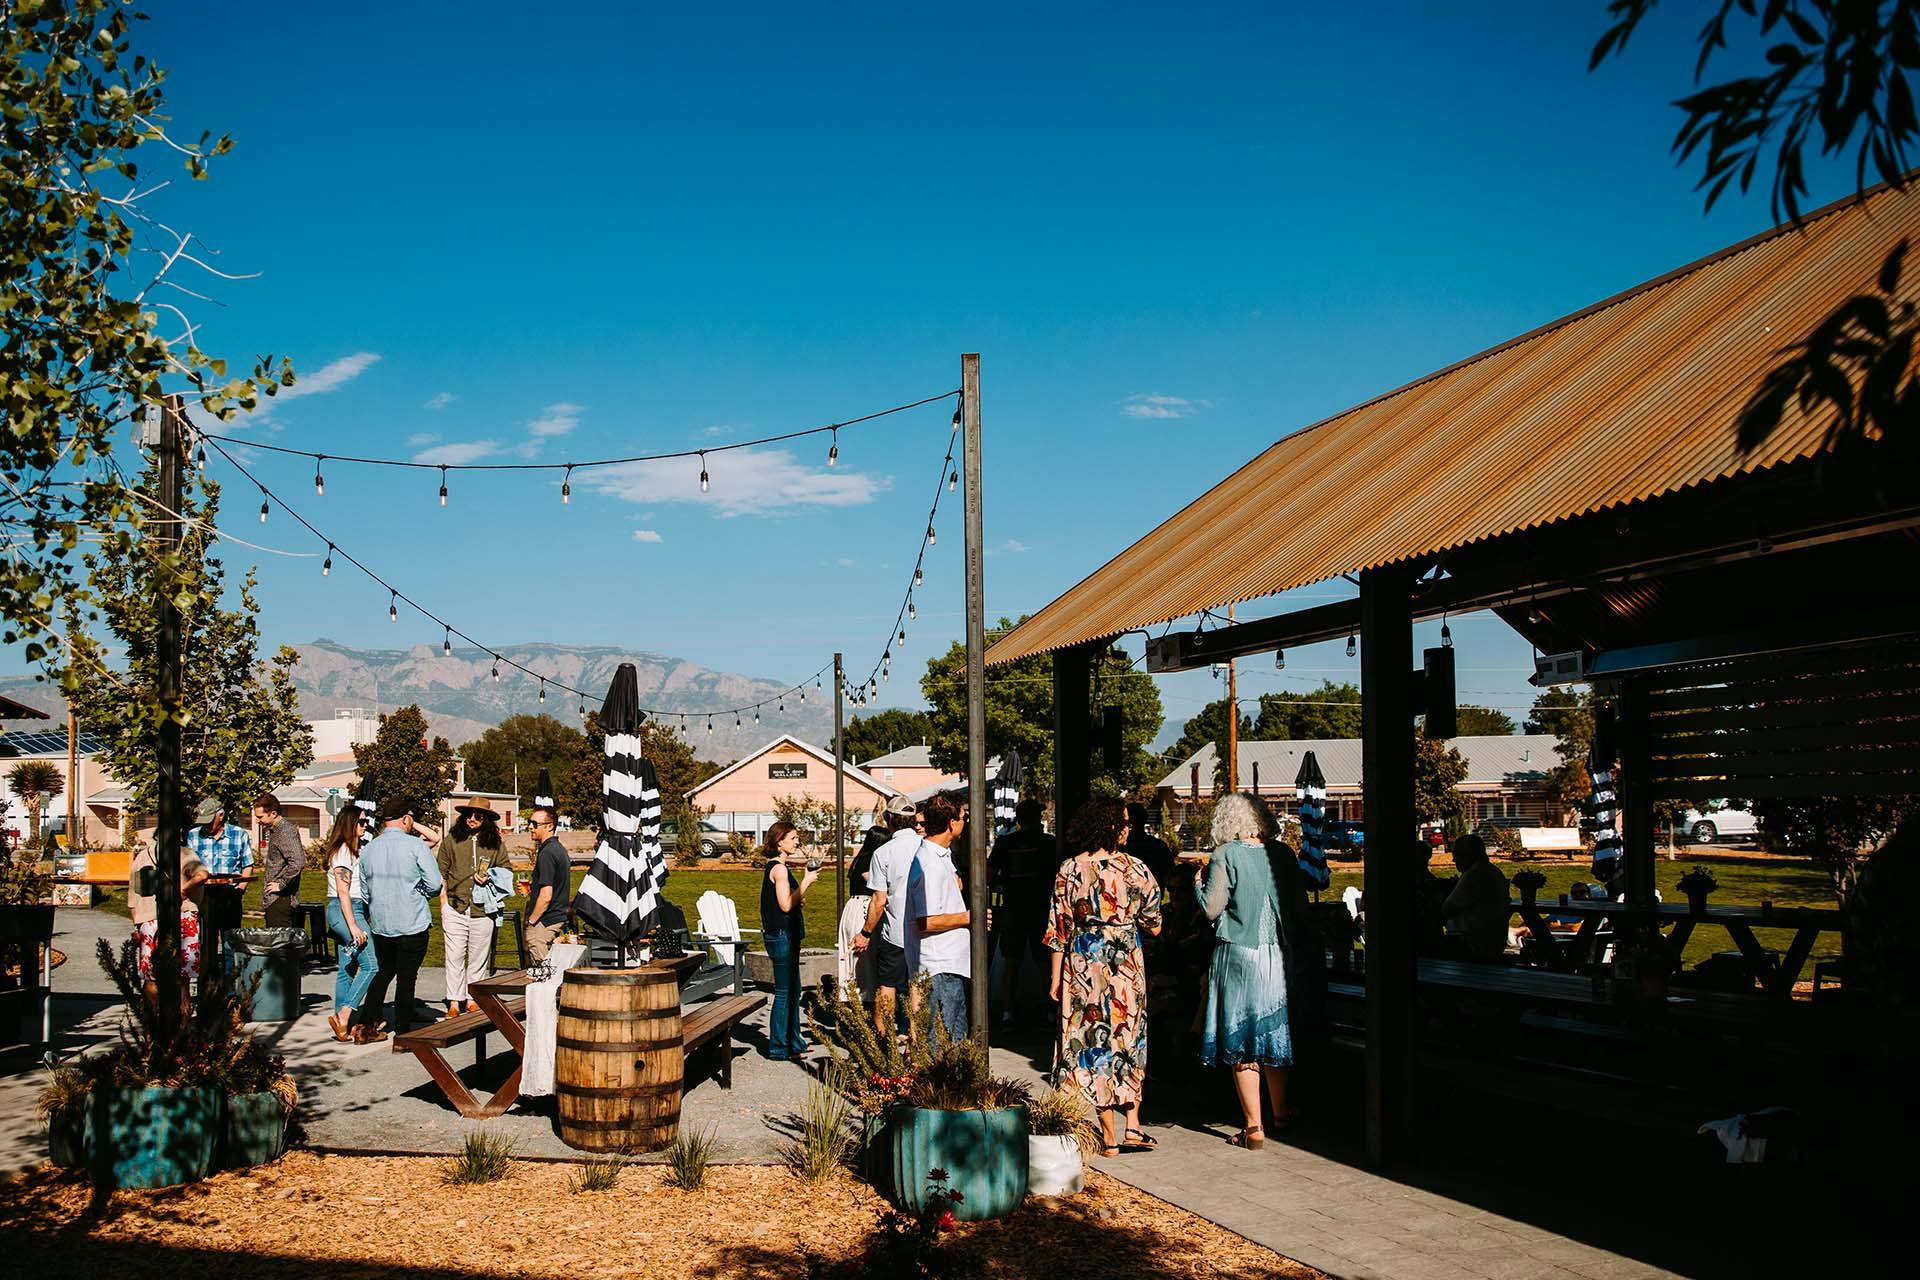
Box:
[1156,734,1565,792]
[860,745,935,769]
[988,183,1918,665]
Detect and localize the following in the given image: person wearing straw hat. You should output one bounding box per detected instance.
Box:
[436,797,514,1018]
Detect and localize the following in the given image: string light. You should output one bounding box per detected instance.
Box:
[699,451,709,493]
[561,466,571,505]
[952,405,961,433]
[439,467,448,507]
[195,443,207,469]
[322,545,333,577]
[258,489,269,524]
[491,655,501,682]
[927,523,936,546]
[948,467,958,492]
[914,566,923,588]
[907,600,916,621]
[443,627,452,656]
[706,716,713,734]
[538,679,546,703]
[898,628,907,646]
[1275,648,1286,671]
[753,708,760,723]
[827,428,838,468]
[388,591,398,623]
[1441,616,1453,648]
[1346,632,1356,658]
[314,457,325,496]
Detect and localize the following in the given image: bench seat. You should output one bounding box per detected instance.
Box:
[679,992,767,1090]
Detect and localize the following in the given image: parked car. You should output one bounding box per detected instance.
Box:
[1680,805,1759,844]
[660,819,726,857]
[1327,821,1365,855]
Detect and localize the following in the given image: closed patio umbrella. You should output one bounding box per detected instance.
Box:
[1293,751,1332,892]
[533,767,556,811]
[992,750,1024,836]
[1588,753,1621,887]
[572,663,664,961]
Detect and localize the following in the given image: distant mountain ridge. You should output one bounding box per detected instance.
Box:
[4,639,836,760]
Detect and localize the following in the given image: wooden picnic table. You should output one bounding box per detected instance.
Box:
[1330,957,1784,1031]
[1508,897,1842,999]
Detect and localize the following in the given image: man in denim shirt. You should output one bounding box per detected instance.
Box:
[352,795,443,1039]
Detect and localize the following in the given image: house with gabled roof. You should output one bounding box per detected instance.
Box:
[687,734,899,844]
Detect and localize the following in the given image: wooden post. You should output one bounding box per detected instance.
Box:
[1359,562,1416,1167]
[154,397,188,1034]
[961,353,991,1044]
[1053,642,1096,834]
[1225,601,1238,792]
[1619,678,1655,910]
[834,652,846,920]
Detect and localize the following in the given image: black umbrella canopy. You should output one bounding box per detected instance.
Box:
[1293,750,1331,890]
[992,750,1024,835]
[1293,751,1326,792]
[572,664,664,952]
[533,767,556,811]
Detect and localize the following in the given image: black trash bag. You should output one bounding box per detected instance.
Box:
[226,927,309,956]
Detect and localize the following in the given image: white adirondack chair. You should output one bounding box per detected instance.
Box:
[695,890,761,995]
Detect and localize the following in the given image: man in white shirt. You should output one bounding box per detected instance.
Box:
[908,791,973,1047]
[849,795,921,1037]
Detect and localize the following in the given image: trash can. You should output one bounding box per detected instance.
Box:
[226,928,307,1021]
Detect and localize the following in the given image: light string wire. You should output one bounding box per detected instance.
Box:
[844,400,961,708]
[198,390,960,474]
[195,431,832,723]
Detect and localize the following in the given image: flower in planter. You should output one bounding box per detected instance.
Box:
[1677,866,1719,898]
[1512,869,1547,896]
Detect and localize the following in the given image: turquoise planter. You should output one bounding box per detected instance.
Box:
[861,1111,895,1197]
[48,1107,91,1169]
[889,1104,1028,1221]
[88,1086,219,1190]
[219,1092,289,1169]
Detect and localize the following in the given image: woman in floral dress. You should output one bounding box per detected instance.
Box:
[1046,797,1164,1158]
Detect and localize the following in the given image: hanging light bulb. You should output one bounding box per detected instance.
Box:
[561,466,572,505]
[1275,648,1287,671]
[538,679,546,704]
[491,655,501,682]
[882,666,890,683]
[439,467,448,507]
[699,451,709,493]
[443,627,452,657]
[753,708,760,723]
[322,545,333,577]
[195,443,207,469]
[908,599,917,621]
[1441,618,1453,648]
[314,457,325,496]
[914,566,924,588]
[870,679,878,698]
[948,468,958,493]
[817,676,823,690]
[578,701,586,719]
[388,591,398,623]
[827,428,838,468]
[927,523,936,546]
[952,405,962,433]
[778,698,784,712]
[735,713,742,728]
[898,628,907,646]
[258,490,269,524]
[1346,632,1357,658]
[706,716,713,734]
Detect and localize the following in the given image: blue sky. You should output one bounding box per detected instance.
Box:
[19,2,1857,736]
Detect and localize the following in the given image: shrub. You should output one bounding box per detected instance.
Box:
[570,1153,625,1193]
[664,1125,716,1190]
[787,1070,857,1182]
[1023,1085,1097,1155]
[36,1062,91,1122]
[812,977,933,1115]
[727,831,754,860]
[442,1130,516,1184]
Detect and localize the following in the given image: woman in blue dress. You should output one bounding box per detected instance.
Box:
[1196,791,1304,1149]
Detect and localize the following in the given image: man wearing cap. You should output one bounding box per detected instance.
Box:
[353,795,444,1038]
[849,794,923,1038]
[436,798,513,1018]
[251,792,307,929]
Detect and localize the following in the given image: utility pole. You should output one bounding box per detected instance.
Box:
[152,396,188,1035]
[833,652,846,920]
[961,353,990,1044]
[1226,600,1238,794]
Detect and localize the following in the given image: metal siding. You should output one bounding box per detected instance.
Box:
[989,186,1920,665]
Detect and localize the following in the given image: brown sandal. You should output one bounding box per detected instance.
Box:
[326,1013,353,1042]
[352,1024,388,1044]
[1227,1127,1264,1150]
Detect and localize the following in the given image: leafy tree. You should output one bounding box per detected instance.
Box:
[1452,705,1517,736]
[6,761,64,846]
[352,705,456,823]
[68,466,312,819]
[1412,730,1468,827]
[458,714,586,798]
[1166,696,1253,789]
[644,722,721,820]
[921,619,1163,795]
[1758,796,1920,906]
[1527,688,1597,823]
[772,793,839,850]
[555,716,719,832]
[560,712,608,831]
[1592,2,1920,457]
[1,1,290,659]
[834,708,933,765]
[1251,681,1364,740]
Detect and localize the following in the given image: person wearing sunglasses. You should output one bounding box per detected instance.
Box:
[322,802,380,1042]
[523,806,572,963]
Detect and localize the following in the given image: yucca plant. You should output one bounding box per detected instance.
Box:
[570,1152,626,1193]
[787,1069,858,1183]
[442,1130,516,1184]
[663,1125,716,1191]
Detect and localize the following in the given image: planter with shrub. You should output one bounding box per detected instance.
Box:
[1023,1086,1096,1196]
[0,841,56,1043]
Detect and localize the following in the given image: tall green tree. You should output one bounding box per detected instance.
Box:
[834,708,933,765]
[1412,730,1469,827]
[921,619,1163,795]
[1452,705,1517,736]
[2,0,290,659]
[1167,696,1253,789]
[555,716,719,832]
[458,714,585,797]
[1526,688,1596,821]
[6,761,64,845]
[352,705,455,823]
[1251,681,1363,740]
[68,467,312,819]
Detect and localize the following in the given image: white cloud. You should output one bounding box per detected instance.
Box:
[412,439,502,465]
[406,432,441,447]
[580,448,890,516]
[837,557,857,567]
[527,402,583,438]
[999,538,1029,553]
[699,425,733,439]
[279,352,381,402]
[424,391,458,411]
[1121,393,1210,420]
[632,529,663,544]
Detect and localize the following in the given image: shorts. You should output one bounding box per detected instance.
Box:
[136,913,203,984]
[871,935,909,991]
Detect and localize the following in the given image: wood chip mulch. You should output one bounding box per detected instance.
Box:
[0,1152,1317,1279]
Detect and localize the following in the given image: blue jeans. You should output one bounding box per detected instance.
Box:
[766,932,808,1059]
[326,898,378,1015]
[927,971,968,1049]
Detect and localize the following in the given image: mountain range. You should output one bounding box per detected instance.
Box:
[2,639,836,760]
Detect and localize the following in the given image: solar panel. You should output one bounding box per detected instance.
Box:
[0,730,106,756]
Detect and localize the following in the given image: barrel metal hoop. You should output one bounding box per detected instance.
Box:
[556,1036,685,1053]
[555,1007,681,1023]
[557,1082,684,1101]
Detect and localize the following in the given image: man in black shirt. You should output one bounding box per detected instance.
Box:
[1123,803,1177,887]
[524,806,572,962]
[988,799,1057,1024]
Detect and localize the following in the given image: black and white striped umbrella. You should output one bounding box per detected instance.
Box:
[573,664,664,954]
[1588,753,1621,886]
[352,778,379,819]
[532,767,556,811]
[992,750,1024,836]
[1293,751,1331,892]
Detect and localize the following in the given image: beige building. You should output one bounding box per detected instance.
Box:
[689,735,898,844]
[857,744,959,797]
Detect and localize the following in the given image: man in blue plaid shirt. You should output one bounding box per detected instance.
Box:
[186,798,254,877]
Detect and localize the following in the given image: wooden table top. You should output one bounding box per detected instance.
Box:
[471,951,703,995]
[1510,898,1842,925]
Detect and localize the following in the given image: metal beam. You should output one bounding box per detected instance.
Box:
[1360,563,1416,1168]
[961,353,990,1045]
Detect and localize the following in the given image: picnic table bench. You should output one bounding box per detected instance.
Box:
[392,995,528,1119]
[680,992,768,1090]
[1507,898,1842,999]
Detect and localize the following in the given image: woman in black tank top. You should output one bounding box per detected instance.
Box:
[760,822,818,1060]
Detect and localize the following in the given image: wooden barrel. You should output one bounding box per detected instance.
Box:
[555,967,683,1152]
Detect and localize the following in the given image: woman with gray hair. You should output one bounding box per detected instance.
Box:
[1196,791,1304,1149]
